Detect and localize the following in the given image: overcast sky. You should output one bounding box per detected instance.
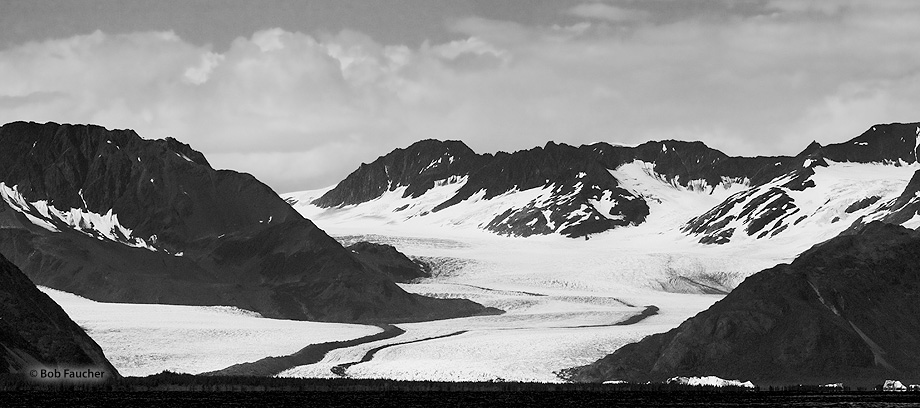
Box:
[3,0,920,193]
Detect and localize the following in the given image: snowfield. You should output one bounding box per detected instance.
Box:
[39,159,920,383]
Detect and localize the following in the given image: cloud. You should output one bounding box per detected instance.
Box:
[783,75,920,148]
[182,52,224,85]
[764,0,851,15]
[3,3,920,192]
[567,3,650,22]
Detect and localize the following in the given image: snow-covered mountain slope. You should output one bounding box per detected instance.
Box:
[683,123,920,244]
[683,160,919,244]
[286,155,815,258]
[294,139,781,238]
[285,155,751,241]
[287,122,920,247]
[849,168,920,230]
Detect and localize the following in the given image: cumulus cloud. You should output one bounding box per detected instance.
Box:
[2,3,920,192]
[182,52,224,85]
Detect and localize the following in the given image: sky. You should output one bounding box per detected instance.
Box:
[2,0,920,193]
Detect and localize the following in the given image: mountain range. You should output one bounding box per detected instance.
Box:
[291,123,920,243]
[0,121,494,323]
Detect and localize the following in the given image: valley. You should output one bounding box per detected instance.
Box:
[55,156,920,382]
[6,121,920,386]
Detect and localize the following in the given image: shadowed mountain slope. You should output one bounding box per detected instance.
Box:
[0,121,495,323]
[346,242,430,283]
[0,251,117,376]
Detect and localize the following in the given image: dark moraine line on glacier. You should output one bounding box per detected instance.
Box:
[562,305,659,329]
[447,283,547,297]
[202,324,406,377]
[612,305,659,326]
[331,330,469,378]
[488,305,659,330]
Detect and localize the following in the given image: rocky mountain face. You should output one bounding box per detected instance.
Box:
[845,168,920,231]
[0,251,117,376]
[346,241,430,283]
[0,121,494,323]
[684,123,920,244]
[314,139,487,207]
[305,122,920,241]
[561,222,920,387]
[312,140,653,237]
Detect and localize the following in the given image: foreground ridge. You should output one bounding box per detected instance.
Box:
[0,251,118,377]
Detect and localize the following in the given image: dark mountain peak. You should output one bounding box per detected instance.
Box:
[542,140,571,152]
[797,140,823,157]
[655,139,716,151]
[0,250,118,376]
[587,139,773,191]
[631,139,720,154]
[0,121,296,252]
[313,139,484,208]
[402,138,474,157]
[795,142,828,171]
[820,122,920,164]
[430,141,648,237]
[434,141,590,209]
[564,222,920,386]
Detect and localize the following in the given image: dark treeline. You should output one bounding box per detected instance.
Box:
[1,371,913,393]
